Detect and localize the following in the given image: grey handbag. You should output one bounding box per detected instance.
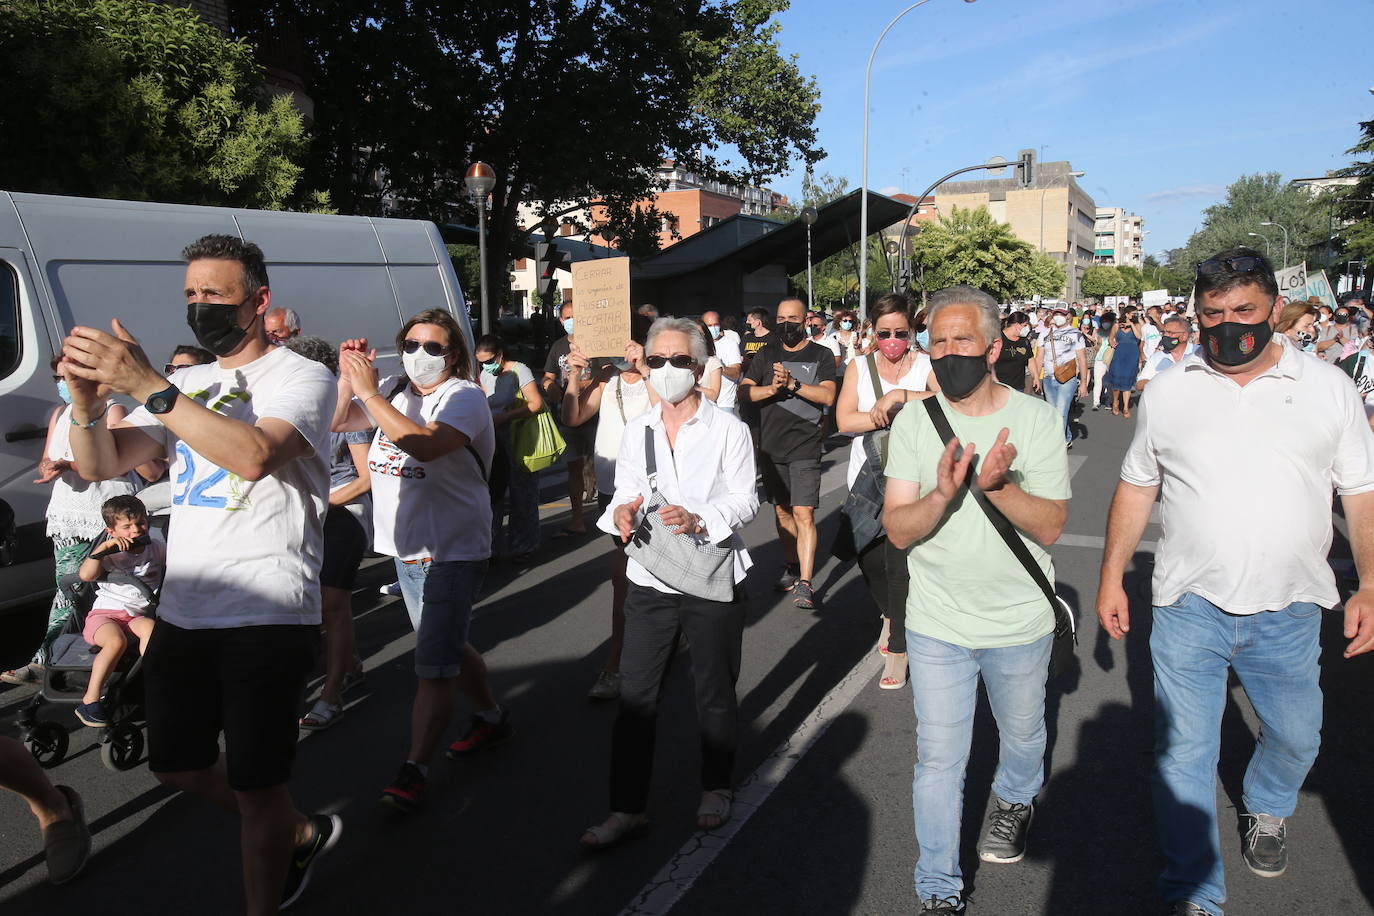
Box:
[623,426,737,602]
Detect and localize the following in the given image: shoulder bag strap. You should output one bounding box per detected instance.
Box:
[921,397,1073,641]
[616,374,626,423]
[643,424,658,494]
[865,351,885,403]
[385,375,487,483]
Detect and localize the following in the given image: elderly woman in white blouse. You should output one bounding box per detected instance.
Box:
[580,317,759,850]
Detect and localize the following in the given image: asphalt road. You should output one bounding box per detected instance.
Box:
[2,402,1371,915]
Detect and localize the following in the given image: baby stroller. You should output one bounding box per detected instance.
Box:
[18,532,159,772]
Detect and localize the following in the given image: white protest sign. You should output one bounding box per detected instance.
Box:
[1304,269,1338,309]
[1274,262,1308,300]
[1142,289,1169,307]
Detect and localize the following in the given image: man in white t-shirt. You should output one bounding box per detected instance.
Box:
[1035,307,1089,447]
[62,235,341,912]
[1135,315,1197,391]
[1139,305,1165,362]
[1096,247,1374,916]
[703,310,743,413]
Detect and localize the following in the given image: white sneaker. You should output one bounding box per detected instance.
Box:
[379,582,401,598]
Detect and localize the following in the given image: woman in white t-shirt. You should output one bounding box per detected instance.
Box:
[561,338,656,700]
[474,334,545,562]
[832,308,862,365]
[693,318,724,403]
[835,294,936,691]
[336,309,508,811]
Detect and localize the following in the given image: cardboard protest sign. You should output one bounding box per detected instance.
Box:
[1274,263,1309,300]
[570,258,631,358]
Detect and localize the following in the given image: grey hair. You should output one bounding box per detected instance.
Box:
[927,285,1001,346]
[283,335,338,374]
[1162,314,1191,332]
[646,316,708,365]
[270,307,301,331]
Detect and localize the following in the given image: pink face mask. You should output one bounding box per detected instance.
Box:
[877,337,909,360]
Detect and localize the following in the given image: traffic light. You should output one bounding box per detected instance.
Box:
[535,242,569,297]
[1018,149,1035,188]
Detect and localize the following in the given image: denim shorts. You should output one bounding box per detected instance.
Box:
[394,557,487,679]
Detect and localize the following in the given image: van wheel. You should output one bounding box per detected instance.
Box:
[100,723,144,771]
[26,722,68,769]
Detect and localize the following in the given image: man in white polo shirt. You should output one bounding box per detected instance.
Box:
[1095,247,1374,916]
[1134,314,1197,392]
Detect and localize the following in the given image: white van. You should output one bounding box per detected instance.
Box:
[0,191,470,611]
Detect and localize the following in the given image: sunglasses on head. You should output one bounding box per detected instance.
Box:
[645,354,695,369]
[1196,256,1264,277]
[875,329,911,340]
[403,339,449,357]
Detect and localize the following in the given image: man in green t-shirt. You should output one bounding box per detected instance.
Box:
[882,284,1071,915]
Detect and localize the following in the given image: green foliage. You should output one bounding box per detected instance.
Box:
[1175,173,1326,272]
[1116,265,1145,298]
[1081,265,1126,299]
[1142,256,1192,296]
[0,0,309,208]
[1333,115,1374,267]
[446,244,482,301]
[908,206,1067,302]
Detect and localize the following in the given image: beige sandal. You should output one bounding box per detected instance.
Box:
[879,652,908,690]
[696,789,733,830]
[580,812,649,850]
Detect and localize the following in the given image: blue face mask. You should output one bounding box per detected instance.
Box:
[563,318,575,335]
[707,325,721,339]
[841,320,854,331]
[56,379,72,404]
[481,360,500,376]
[916,329,930,351]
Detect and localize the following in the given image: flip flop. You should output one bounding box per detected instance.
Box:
[696,789,733,830]
[580,812,650,850]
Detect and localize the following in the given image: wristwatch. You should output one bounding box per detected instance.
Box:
[790,378,803,395]
[144,383,180,415]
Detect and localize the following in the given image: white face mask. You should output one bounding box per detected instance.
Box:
[1052,315,1068,327]
[649,363,697,403]
[1019,326,1032,338]
[402,350,449,388]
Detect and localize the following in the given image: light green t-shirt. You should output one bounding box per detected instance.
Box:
[885,386,1070,649]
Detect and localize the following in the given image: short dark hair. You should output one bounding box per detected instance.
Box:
[283,335,338,374]
[171,345,215,365]
[181,234,270,292]
[1193,246,1278,304]
[747,308,772,329]
[1005,310,1030,327]
[102,494,148,528]
[473,333,505,360]
[871,292,912,324]
[397,309,472,381]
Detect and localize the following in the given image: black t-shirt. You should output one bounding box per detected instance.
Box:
[741,331,775,365]
[744,340,838,460]
[543,335,614,396]
[994,332,1034,387]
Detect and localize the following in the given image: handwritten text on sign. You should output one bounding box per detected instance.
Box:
[571,257,632,358]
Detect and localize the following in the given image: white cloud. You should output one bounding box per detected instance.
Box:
[879,185,902,196]
[1145,185,1225,203]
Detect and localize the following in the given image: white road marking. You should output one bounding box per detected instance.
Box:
[617,650,884,916]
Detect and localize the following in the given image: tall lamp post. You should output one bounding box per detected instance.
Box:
[860,0,977,321]
[801,205,818,313]
[1260,220,1289,268]
[1247,231,1272,261]
[464,161,497,335]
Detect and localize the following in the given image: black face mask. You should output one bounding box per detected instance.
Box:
[930,350,990,399]
[1160,335,1184,353]
[187,298,253,356]
[777,320,805,346]
[1335,313,1350,325]
[1199,320,1273,367]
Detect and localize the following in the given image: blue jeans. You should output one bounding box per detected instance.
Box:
[907,629,1052,900]
[394,557,487,679]
[1041,374,1079,444]
[1150,593,1323,915]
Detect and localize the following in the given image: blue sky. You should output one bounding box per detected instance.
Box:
[769,0,1370,256]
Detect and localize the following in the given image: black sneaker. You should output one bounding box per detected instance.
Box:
[1165,902,1216,916]
[280,813,341,909]
[379,762,427,812]
[978,797,1033,863]
[792,579,816,610]
[74,701,107,728]
[921,896,966,914]
[1240,813,1287,877]
[446,710,514,757]
[774,565,800,592]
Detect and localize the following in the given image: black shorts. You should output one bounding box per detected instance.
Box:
[320,505,367,590]
[144,621,318,791]
[560,418,597,459]
[759,455,822,508]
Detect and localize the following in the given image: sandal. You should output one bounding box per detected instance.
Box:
[877,617,891,656]
[1,664,42,685]
[300,698,343,730]
[879,652,908,690]
[696,789,733,830]
[580,811,649,850]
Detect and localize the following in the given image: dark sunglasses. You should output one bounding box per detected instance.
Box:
[875,329,911,340]
[645,354,695,369]
[52,374,62,381]
[163,363,187,374]
[1196,256,1264,277]
[403,339,450,357]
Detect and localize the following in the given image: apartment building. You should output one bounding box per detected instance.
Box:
[1093,208,1146,268]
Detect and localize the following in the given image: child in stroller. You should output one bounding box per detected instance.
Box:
[19,495,163,771]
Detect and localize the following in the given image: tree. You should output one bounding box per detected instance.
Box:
[1142,255,1192,296]
[907,206,1065,303]
[234,0,823,281]
[0,0,310,209]
[1081,265,1126,299]
[1333,113,1374,268]
[1116,265,1145,298]
[1175,173,1324,272]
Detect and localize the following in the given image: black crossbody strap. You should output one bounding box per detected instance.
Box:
[921,397,1073,640]
[384,375,488,483]
[643,424,658,494]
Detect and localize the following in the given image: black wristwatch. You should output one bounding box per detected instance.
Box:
[790,378,803,395]
[144,382,180,415]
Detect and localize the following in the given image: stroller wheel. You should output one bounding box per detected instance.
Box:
[26,722,69,769]
[101,722,144,771]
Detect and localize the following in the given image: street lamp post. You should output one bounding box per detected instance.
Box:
[1260,220,1289,268]
[464,161,497,335]
[1247,231,1272,261]
[860,0,977,322]
[801,206,818,313]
